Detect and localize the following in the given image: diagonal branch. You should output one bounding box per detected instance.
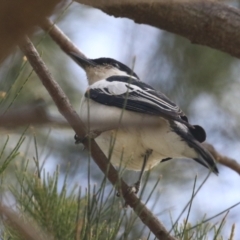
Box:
[41,18,86,59]
[19,36,177,240]
[74,0,240,59]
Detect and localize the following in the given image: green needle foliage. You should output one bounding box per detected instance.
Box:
[2,162,125,240]
[0,152,236,240]
[0,128,237,240]
[0,131,26,175]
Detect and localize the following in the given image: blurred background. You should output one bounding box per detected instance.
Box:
[0,1,240,239]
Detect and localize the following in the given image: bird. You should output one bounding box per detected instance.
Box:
[70,52,219,194]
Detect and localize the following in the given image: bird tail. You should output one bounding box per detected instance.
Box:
[191,140,219,174]
[171,121,219,174]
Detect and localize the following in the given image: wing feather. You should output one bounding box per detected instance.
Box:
[85,76,192,127]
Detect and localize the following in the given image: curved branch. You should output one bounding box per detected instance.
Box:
[203,143,240,175]
[75,0,240,59]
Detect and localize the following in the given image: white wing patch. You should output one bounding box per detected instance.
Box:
[86,76,190,126]
[90,79,129,95]
[90,79,180,112]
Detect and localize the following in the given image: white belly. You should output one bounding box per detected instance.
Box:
[79,98,197,171]
[94,128,163,170]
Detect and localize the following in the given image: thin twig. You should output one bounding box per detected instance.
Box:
[203,143,240,175]
[19,36,177,240]
[41,18,86,58]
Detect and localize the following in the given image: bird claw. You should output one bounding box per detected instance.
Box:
[74,130,101,144]
[116,181,141,208]
[74,134,83,144]
[116,180,141,197]
[128,181,140,194]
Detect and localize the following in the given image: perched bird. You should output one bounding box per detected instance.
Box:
[70,52,219,193]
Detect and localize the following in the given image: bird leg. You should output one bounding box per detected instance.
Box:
[74,130,101,144]
[129,149,153,194]
[116,149,153,199]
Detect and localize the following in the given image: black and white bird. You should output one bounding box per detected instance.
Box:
[70,52,219,193]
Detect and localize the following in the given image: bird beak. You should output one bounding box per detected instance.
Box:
[69,52,96,68]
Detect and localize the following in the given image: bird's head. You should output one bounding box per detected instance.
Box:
[69,52,139,84]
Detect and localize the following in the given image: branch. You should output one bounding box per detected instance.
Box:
[0,204,52,240]
[74,0,240,59]
[203,143,240,175]
[19,36,177,240]
[41,18,86,59]
[0,100,68,129]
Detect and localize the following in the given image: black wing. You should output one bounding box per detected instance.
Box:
[86,76,206,142]
[85,76,192,127]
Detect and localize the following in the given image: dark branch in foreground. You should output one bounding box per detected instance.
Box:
[0,204,51,240]
[75,0,240,59]
[41,19,240,176]
[0,0,63,63]
[19,36,177,240]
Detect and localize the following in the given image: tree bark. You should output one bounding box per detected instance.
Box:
[75,0,240,59]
